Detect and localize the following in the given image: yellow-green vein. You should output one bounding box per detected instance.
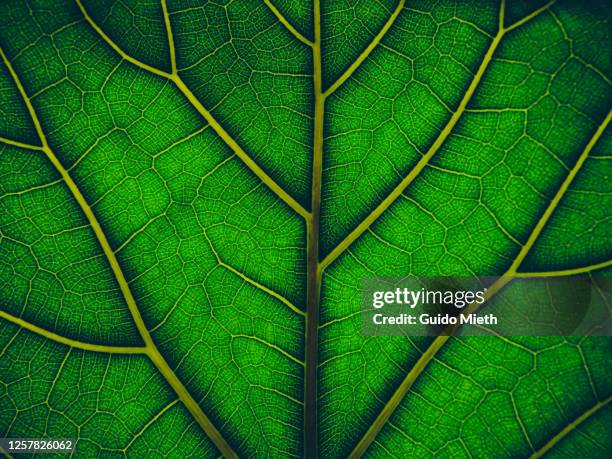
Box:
[264,0,314,47]
[349,108,611,457]
[202,227,304,317]
[161,0,176,73]
[221,262,305,316]
[516,259,612,278]
[77,0,309,220]
[323,0,406,97]
[0,44,238,459]
[321,0,556,272]
[198,210,306,318]
[505,0,557,32]
[530,395,612,458]
[123,399,180,452]
[233,334,305,367]
[0,311,146,354]
[0,136,42,151]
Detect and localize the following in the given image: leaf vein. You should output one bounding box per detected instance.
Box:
[0,43,238,459]
[349,107,612,457]
[530,395,612,458]
[76,0,308,220]
[0,311,145,354]
[323,0,406,97]
[263,0,314,47]
[322,0,556,272]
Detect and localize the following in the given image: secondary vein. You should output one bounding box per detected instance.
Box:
[323,0,406,97]
[0,310,146,354]
[0,43,238,459]
[0,136,43,151]
[349,108,611,457]
[530,395,612,458]
[321,0,556,273]
[264,0,314,47]
[77,0,309,220]
[516,259,612,278]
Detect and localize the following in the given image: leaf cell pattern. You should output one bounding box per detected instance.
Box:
[0,0,610,458]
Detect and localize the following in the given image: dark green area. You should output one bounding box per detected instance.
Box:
[0,0,610,458]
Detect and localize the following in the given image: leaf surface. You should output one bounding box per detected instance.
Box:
[0,0,610,457]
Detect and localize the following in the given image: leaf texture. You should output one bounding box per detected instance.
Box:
[0,0,610,458]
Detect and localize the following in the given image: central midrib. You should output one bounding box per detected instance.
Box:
[303,1,408,456]
[304,0,324,456]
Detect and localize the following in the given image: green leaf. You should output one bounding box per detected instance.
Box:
[0,0,610,458]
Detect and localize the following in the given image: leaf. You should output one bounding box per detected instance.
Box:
[0,0,610,458]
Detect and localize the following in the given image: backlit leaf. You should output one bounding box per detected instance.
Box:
[0,0,610,457]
